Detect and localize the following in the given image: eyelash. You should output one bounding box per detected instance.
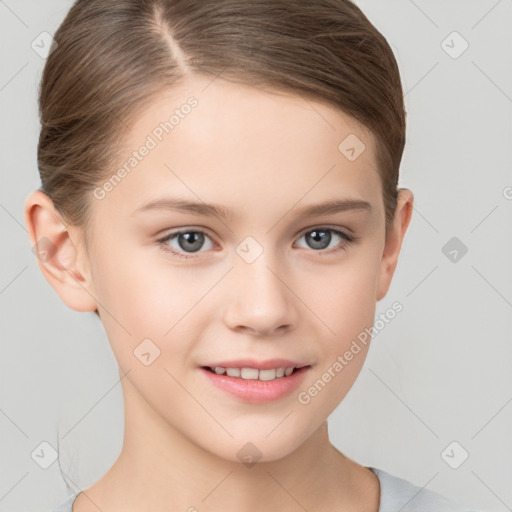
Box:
[156,226,355,260]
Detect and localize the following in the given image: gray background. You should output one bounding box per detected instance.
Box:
[1,1,511,511]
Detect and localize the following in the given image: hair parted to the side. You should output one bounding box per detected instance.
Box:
[38,0,406,238]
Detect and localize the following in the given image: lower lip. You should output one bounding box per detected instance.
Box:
[200,366,310,403]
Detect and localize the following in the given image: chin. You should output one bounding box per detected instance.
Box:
[194,427,312,466]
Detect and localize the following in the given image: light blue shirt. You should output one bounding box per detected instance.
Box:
[52,466,481,511]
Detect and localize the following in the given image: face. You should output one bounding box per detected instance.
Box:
[62,74,402,462]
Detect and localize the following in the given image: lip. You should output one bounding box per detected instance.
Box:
[199,364,311,403]
[202,358,309,370]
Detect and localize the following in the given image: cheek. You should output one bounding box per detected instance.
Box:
[296,246,380,402]
[312,250,380,339]
[89,243,190,362]
[294,259,379,419]
[92,241,199,327]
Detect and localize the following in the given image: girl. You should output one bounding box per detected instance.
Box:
[24,0,481,510]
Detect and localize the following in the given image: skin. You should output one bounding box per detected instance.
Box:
[25,74,413,512]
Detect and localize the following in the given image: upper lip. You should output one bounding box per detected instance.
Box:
[202,359,310,370]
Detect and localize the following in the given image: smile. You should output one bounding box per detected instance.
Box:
[204,366,299,381]
[200,364,311,403]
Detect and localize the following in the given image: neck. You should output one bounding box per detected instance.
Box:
[85,376,374,512]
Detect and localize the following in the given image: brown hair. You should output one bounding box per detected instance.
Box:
[38,0,406,236]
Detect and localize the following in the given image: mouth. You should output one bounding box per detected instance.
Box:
[199,362,311,403]
[201,365,308,381]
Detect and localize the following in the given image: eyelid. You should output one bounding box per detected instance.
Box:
[294,224,353,239]
[156,226,217,243]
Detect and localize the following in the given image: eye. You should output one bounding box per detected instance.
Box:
[294,226,353,254]
[157,226,354,260]
[157,229,215,259]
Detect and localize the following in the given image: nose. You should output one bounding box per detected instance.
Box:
[222,251,299,337]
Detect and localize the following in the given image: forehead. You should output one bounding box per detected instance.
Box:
[92,74,382,224]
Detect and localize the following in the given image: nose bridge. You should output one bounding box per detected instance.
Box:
[224,238,297,333]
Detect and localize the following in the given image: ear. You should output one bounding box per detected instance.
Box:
[376,188,414,301]
[24,189,98,313]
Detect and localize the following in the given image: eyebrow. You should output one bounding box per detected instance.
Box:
[132,196,372,220]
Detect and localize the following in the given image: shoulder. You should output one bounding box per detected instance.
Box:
[51,491,81,512]
[368,466,483,512]
[52,472,484,512]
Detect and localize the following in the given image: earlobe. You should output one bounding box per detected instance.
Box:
[376,189,414,302]
[24,190,98,313]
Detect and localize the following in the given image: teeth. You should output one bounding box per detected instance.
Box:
[258,369,277,381]
[240,367,259,379]
[210,366,298,381]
